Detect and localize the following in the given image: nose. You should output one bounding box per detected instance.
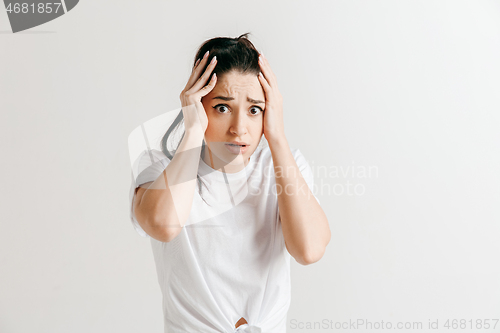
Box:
[229,109,248,137]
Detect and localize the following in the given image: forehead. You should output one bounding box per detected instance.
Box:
[212,71,263,97]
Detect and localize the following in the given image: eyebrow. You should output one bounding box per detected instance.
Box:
[212,96,265,104]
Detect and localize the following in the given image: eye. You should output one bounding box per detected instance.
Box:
[212,104,264,116]
[249,106,264,116]
[212,104,230,114]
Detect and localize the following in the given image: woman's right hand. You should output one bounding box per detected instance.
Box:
[179,51,218,136]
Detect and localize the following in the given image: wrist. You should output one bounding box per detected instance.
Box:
[267,133,288,150]
[184,126,205,139]
[181,129,205,150]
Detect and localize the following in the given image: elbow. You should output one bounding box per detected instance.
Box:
[134,199,182,243]
[149,215,182,243]
[301,227,332,265]
[299,236,330,265]
[147,220,176,243]
[288,238,329,266]
[154,225,175,243]
[300,218,331,265]
[299,249,326,266]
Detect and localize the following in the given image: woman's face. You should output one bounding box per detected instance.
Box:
[201,70,265,173]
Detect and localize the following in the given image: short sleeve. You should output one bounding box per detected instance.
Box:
[293,148,320,205]
[128,149,171,238]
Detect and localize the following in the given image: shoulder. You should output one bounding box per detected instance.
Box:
[133,149,171,185]
[136,149,170,168]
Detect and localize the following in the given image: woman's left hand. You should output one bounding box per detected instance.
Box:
[258,54,286,145]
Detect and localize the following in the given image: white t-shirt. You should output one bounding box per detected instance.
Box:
[129,146,319,333]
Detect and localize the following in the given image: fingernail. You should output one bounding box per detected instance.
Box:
[210,56,217,64]
[204,51,209,58]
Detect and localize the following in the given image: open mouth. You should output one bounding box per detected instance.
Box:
[225,143,249,154]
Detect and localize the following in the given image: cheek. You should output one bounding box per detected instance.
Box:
[256,116,264,131]
[205,113,225,139]
[250,118,264,136]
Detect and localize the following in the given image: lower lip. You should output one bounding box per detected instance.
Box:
[225,144,249,154]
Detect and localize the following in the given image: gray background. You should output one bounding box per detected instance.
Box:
[1,0,499,332]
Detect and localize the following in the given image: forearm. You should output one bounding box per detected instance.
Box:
[139,130,204,234]
[269,137,331,264]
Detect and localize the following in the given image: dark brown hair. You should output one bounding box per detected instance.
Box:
[193,32,261,82]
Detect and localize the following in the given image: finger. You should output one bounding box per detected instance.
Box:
[259,55,278,87]
[193,54,206,71]
[186,53,208,88]
[190,56,217,93]
[257,71,271,96]
[186,51,211,89]
[198,73,217,98]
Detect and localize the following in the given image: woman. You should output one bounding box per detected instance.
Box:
[130,33,330,333]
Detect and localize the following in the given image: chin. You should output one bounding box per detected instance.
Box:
[209,142,242,163]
